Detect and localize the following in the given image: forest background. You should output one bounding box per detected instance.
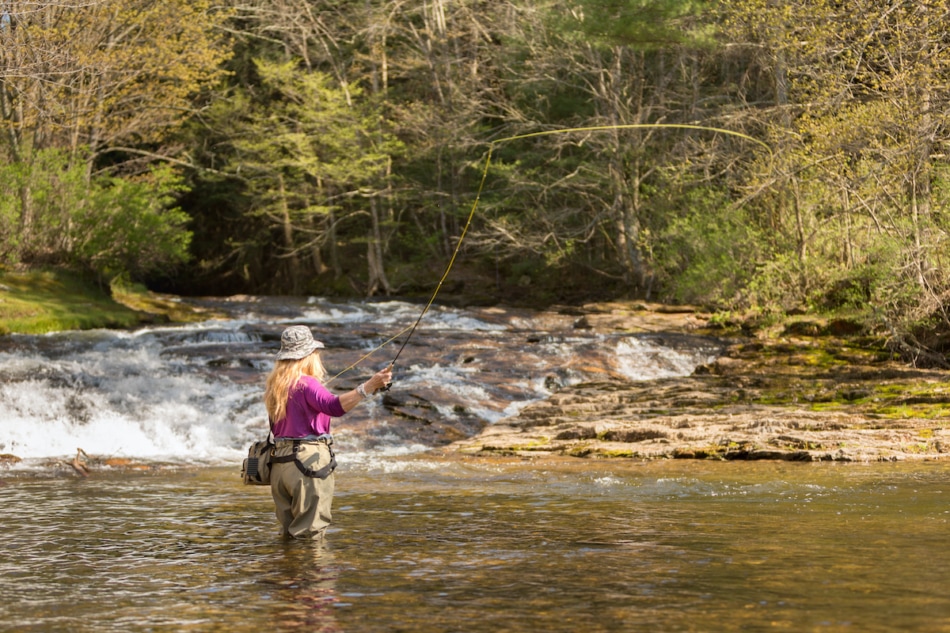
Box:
[3,0,950,364]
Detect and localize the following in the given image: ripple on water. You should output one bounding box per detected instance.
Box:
[1,448,948,632]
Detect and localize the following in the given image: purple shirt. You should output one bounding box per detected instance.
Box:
[271,375,346,438]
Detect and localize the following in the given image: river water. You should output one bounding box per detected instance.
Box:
[1,298,947,631]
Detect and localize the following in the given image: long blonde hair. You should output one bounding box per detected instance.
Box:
[264,352,328,427]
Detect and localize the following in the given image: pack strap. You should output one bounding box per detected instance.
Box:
[270,439,337,480]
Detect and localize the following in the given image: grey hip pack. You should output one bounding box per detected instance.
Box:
[242,436,336,485]
[241,434,275,485]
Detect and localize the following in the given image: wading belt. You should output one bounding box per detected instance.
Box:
[270,439,337,479]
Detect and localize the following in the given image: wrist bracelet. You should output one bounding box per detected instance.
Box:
[357,383,369,399]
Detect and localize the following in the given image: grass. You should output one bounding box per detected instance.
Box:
[0,268,218,335]
[0,270,142,334]
[110,278,220,324]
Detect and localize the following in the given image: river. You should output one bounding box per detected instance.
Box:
[0,298,947,631]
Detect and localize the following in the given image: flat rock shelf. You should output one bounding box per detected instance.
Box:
[448,323,950,462]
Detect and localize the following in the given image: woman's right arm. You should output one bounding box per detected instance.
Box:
[338,365,393,412]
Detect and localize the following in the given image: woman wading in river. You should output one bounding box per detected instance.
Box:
[264,325,392,540]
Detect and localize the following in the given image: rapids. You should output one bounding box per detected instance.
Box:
[0,297,722,468]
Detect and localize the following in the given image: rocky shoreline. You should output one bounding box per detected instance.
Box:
[446,304,950,462]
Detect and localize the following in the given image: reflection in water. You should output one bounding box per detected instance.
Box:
[0,459,947,632]
[261,543,342,633]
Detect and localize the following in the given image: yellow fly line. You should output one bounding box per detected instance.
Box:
[326,123,770,385]
[491,123,772,154]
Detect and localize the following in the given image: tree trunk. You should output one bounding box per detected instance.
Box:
[328,208,341,279]
[367,196,392,295]
[278,173,301,293]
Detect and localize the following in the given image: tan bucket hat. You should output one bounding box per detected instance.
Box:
[276,325,325,361]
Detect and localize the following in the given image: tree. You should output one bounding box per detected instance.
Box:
[0,0,230,167]
[457,0,721,297]
[203,59,401,294]
[717,0,950,360]
[0,148,191,279]
[0,0,229,275]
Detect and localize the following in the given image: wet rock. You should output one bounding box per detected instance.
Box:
[837,388,872,402]
[601,429,667,442]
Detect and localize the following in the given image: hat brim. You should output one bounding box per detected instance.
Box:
[275,341,324,361]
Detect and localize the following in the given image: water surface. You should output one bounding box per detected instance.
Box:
[1,299,945,631]
[1,457,946,632]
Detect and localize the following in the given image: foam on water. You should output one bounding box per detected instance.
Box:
[337,444,435,472]
[395,362,524,423]
[0,344,261,463]
[612,337,718,380]
[0,299,720,466]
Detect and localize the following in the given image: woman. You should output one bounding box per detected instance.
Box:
[264,325,393,540]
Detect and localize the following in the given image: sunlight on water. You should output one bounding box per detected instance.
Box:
[0,459,946,633]
[5,299,943,631]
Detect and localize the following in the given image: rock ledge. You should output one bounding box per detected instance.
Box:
[448,315,950,462]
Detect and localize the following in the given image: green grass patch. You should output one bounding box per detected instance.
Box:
[110,278,220,324]
[0,269,219,335]
[796,348,847,367]
[808,401,846,412]
[874,404,950,419]
[863,383,950,419]
[0,269,146,334]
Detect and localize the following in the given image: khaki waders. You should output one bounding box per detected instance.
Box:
[270,438,336,540]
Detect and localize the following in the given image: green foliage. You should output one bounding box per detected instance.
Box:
[0,149,192,282]
[197,58,403,290]
[73,166,193,281]
[0,149,88,264]
[654,188,764,306]
[552,0,711,48]
[238,59,401,188]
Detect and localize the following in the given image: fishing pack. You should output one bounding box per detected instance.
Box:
[241,434,274,485]
[242,435,339,485]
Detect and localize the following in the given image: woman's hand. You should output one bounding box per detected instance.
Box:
[339,365,394,413]
[363,365,393,395]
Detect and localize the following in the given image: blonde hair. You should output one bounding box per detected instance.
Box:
[264,352,328,427]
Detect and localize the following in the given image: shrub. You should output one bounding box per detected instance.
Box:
[72,165,192,281]
[0,148,192,282]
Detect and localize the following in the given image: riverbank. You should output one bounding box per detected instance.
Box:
[3,273,948,465]
[446,303,950,462]
[0,269,222,334]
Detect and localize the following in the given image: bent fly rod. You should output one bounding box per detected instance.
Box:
[328,123,772,387]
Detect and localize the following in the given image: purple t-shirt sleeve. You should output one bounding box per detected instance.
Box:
[271,375,345,437]
[301,375,346,417]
